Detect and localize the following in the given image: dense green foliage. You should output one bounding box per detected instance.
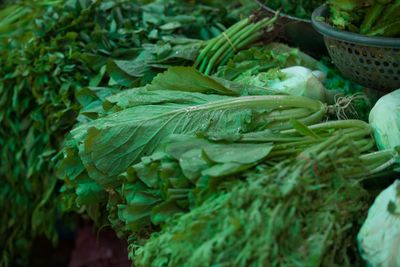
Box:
[58,64,397,266]
[57,66,328,232]
[133,134,396,267]
[328,0,400,37]
[116,120,375,231]
[1,0,395,266]
[0,0,253,265]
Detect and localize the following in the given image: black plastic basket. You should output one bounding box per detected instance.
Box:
[312,5,400,92]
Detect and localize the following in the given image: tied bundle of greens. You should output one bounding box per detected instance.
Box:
[132,134,399,267]
[328,0,400,37]
[194,15,276,75]
[57,68,323,232]
[107,13,278,87]
[58,66,380,244]
[116,119,375,232]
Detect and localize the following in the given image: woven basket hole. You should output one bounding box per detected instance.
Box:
[361,50,368,57]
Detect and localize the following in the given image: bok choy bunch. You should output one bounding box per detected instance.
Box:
[58,66,392,246]
[116,119,375,232]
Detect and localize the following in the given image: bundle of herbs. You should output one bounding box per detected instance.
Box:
[57,75,330,227]
[0,0,254,265]
[116,119,377,232]
[107,13,277,87]
[133,134,399,267]
[328,0,400,37]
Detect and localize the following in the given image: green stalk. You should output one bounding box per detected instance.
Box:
[360,149,398,167]
[264,108,317,121]
[273,128,371,152]
[271,129,372,157]
[375,0,400,25]
[266,110,325,131]
[204,16,276,75]
[272,139,322,152]
[218,17,276,67]
[281,120,370,134]
[360,3,386,34]
[271,138,370,158]
[194,19,249,66]
[174,95,326,112]
[218,30,261,68]
[194,18,250,70]
[203,21,260,75]
[357,138,376,152]
[367,19,400,36]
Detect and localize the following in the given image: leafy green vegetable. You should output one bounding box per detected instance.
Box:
[133,134,398,267]
[106,14,278,87]
[116,119,375,231]
[0,0,254,265]
[58,91,328,201]
[369,89,400,150]
[234,66,329,102]
[358,180,400,267]
[328,0,400,37]
[57,65,381,258]
[60,60,368,241]
[214,43,372,119]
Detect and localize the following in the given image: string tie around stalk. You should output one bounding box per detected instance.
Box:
[222,32,237,53]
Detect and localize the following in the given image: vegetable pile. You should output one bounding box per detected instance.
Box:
[133,134,380,266]
[1,0,400,267]
[0,0,254,265]
[328,0,400,37]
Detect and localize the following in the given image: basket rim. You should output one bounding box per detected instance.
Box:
[257,3,311,23]
[311,4,400,48]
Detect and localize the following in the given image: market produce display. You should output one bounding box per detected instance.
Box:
[133,134,387,266]
[328,0,400,36]
[1,0,400,267]
[0,0,254,265]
